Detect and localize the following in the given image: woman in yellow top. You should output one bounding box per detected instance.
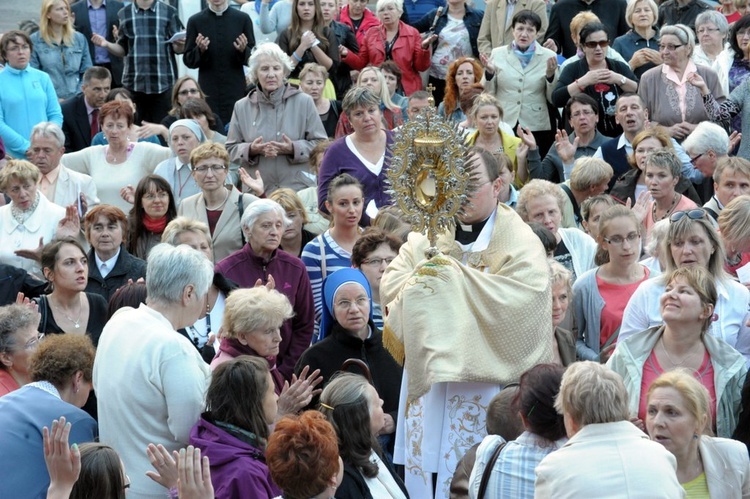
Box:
[464,93,527,186]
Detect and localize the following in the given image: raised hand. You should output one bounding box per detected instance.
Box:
[120,185,135,204]
[479,53,496,74]
[546,56,558,78]
[554,129,578,164]
[686,72,709,95]
[177,446,214,499]
[239,168,264,196]
[57,204,81,239]
[543,39,557,52]
[44,417,81,499]
[196,33,210,52]
[14,236,44,263]
[145,443,179,490]
[233,33,248,52]
[276,365,324,416]
[626,190,651,224]
[730,131,742,152]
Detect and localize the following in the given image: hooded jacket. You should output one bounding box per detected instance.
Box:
[190,417,280,499]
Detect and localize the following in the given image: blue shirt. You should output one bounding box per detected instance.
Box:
[88,0,111,64]
[0,65,63,158]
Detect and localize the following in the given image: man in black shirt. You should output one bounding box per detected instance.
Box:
[543,0,629,58]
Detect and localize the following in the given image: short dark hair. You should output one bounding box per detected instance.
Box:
[106,87,133,103]
[730,15,750,59]
[468,146,501,181]
[107,282,147,320]
[527,222,557,254]
[82,66,111,85]
[513,363,566,441]
[579,21,609,46]
[615,92,645,109]
[181,98,216,128]
[41,237,87,279]
[71,444,127,499]
[351,227,403,267]
[512,9,542,31]
[84,204,128,242]
[379,59,403,89]
[327,173,363,202]
[565,93,599,118]
[0,30,32,60]
[207,356,272,439]
[486,386,524,441]
[408,90,430,103]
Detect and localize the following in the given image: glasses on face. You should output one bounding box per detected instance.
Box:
[670,209,707,223]
[659,43,684,51]
[571,109,595,118]
[689,152,704,165]
[362,257,395,267]
[697,27,720,35]
[6,44,31,53]
[603,232,640,245]
[583,40,609,49]
[193,164,227,174]
[142,191,169,201]
[178,88,200,96]
[24,333,44,350]
[737,28,750,38]
[334,297,369,310]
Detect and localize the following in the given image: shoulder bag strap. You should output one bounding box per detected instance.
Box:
[317,234,327,280]
[238,193,246,246]
[477,440,506,499]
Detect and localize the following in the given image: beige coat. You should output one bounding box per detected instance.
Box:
[178,187,259,263]
[225,84,327,194]
[484,42,558,131]
[477,0,548,57]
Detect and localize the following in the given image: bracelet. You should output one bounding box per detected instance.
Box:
[292,52,302,62]
[575,79,585,92]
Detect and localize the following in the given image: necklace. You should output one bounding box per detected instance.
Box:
[660,336,702,368]
[652,192,679,222]
[53,293,84,329]
[205,188,230,211]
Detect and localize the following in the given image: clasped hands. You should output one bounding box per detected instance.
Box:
[249,135,294,158]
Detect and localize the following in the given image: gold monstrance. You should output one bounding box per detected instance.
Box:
[387,87,480,257]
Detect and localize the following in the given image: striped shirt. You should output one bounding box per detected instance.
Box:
[469,432,566,499]
[117,1,181,94]
[301,231,353,342]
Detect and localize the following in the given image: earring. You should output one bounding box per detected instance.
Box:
[693,433,699,440]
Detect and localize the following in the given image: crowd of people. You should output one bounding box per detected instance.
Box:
[5,0,750,497]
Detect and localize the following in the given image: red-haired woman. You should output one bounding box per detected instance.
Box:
[438,56,483,122]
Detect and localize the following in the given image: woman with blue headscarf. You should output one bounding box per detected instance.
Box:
[295,268,402,445]
[154,119,207,206]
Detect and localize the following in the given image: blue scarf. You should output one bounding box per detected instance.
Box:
[512,41,536,68]
[318,268,373,343]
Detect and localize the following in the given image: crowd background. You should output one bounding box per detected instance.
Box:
[6,0,750,498]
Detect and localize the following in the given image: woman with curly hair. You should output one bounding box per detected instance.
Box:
[438,56,482,122]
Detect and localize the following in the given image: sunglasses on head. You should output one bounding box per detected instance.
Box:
[584,40,609,49]
[669,209,707,223]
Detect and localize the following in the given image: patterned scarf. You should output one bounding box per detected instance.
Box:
[512,41,536,68]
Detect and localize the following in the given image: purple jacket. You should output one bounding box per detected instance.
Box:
[189,418,280,499]
[215,245,314,379]
[317,131,394,226]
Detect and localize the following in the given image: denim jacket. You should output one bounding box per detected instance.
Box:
[30,31,92,100]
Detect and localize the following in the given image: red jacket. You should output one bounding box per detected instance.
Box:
[345,21,431,95]
[338,6,380,46]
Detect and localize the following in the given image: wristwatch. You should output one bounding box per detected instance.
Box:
[620,75,626,85]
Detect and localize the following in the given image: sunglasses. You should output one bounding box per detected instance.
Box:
[583,40,609,49]
[669,209,707,223]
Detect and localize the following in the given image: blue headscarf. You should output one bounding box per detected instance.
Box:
[318,268,373,343]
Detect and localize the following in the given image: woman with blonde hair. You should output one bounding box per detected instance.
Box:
[612,0,661,79]
[269,188,315,258]
[646,369,750,495]
[299,63,341,139]
[30,0,92,100]
[549,261,577,367]
[717,194,750,279]
[335,66,404,137]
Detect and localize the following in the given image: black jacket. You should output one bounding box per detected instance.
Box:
[0,263,47,306]
[330,20,359,100]
[295,322,403,424]
[413,6,483,58]
[546,0,629,58]
[609,168,702,206]
[61,93,93,152]
[85,246,147,302]
[337,460,409,499]
[71,0,124,86]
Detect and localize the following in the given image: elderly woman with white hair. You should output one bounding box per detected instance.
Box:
[179,142,260,263]
[94,243,213,497]
[692,10,733,96]
[215,198,314,381]
[638,24,726,141]
[161,217,238,363]
[153,119,207,206]
[534,361,684,497]
[226,42,327,194]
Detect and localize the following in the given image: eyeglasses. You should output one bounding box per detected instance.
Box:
[670,209,707,223]
[362,257,395,267]
[142,191,169,201]
[689,152,704,164]
[571,109,596,118]
[24,333,44,350]
[737,28,750,38]
[178,88,200,96]
[334,297,369,310]
[583,40,609,49]
[697,27,720,35]
[659,43,684,51]
[603,232,640,245]
[193,164,227,173]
